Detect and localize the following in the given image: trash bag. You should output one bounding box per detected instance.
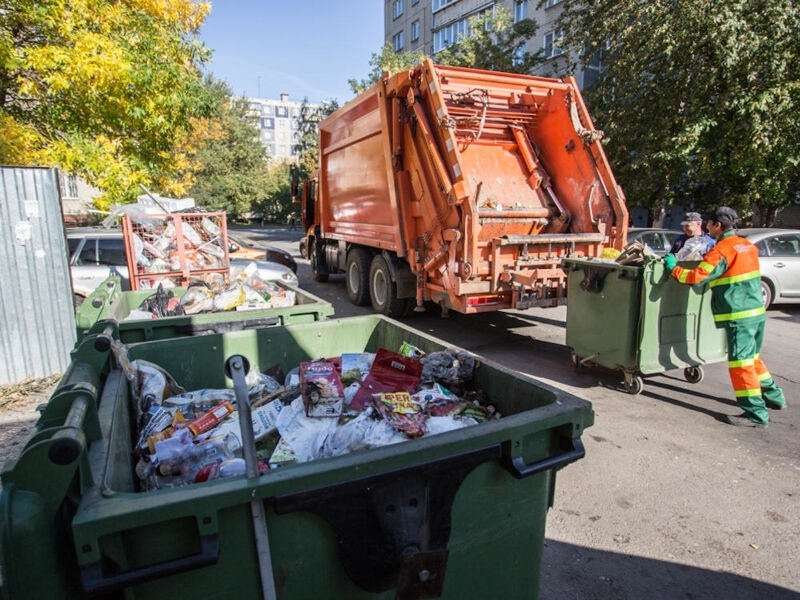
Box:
[138,283,185,317]
[676,236,711,261]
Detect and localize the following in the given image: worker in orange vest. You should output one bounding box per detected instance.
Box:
[664,207,785,427]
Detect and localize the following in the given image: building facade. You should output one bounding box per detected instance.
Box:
[245,94,320,164]
[384,0,597,88]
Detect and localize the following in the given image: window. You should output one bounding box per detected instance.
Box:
[248,102,263,113]
[640,232,667,253]
[278,119,288,129]
[411,20,420,42]
[67,238,82,261]
[291,107,300,118]
[76,239,97,265]
[97,238,127,266]
[514,0,528,23]
[543,30,564,58]
[412,0,419,4]
[262,105,274,117]
[267,144,276,155]
[59,173,79,199]
[262,130,275,142]
[433,17,470,52]
[433,0,458,12]
[582,40,610,88]
[765,234,800,257]
[512,44,526,67]
[279,145,287,155]
[275,106,288,118]
[544,0,563,7]
[261,117,274,129]
[393,30,405,52]
[392,0,403,19]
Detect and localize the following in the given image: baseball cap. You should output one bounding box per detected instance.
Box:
[712,206,738,227]
[680,212,703,226]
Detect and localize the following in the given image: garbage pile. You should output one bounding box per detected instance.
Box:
[125,263,297,321]
[128,213,228,288]
[111,340,498,490]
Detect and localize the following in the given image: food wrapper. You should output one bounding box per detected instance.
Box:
[399,342,425,358]
[372,391,426,438]
[300,361,345,418]
[340,353,375,386]
[350,349,422,411]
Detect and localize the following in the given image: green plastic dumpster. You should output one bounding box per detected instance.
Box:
[564,257,728,394]
[0,316,592,600]
[75,276,334,342]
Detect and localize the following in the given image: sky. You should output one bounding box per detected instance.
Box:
[199,0,384,105]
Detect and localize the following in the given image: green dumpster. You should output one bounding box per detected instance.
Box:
[75,276,334,343]
[0,316,592,600]
[564,257,728,394]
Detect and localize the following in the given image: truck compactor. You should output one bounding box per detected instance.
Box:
[300,59,628,316]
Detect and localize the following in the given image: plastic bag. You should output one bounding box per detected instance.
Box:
[274,397,339,462]
[676,236,712,261]
[420,349,477,386]
[350,349,423,411]
[212,285,246,311]
[424,416,479,436]
[372,391,426,438]
[111,340,185,416]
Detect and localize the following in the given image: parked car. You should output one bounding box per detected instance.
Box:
[737,228,800,308]
[66,228,298,301]
[626,227,682,256]
[227,232,297,273]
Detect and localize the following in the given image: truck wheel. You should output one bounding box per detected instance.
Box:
[369,255,406,318]
[346,248,372,305]
[311,241,328,283]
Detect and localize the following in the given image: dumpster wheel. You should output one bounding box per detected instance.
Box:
[684,366,704,384]
[623,373,644,395]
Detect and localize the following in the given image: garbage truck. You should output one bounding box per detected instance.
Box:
[299,59,628,316]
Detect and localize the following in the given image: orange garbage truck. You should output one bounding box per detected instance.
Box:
[299,59,628,316]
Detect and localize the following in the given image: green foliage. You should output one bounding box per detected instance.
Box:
[436,6,543,74]
[348,42,427,95]
[256,162,296,224]
[187,80,271,221]
[295,98,340,178]
[0,0,214,206]
[555,0,800,224]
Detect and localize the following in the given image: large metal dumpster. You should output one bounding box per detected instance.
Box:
[564,257,728,394]
[0,316,592,600]
[75,276,334,342]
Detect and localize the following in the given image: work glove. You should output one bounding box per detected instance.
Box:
[663,253,678,270]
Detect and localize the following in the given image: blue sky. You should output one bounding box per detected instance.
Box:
[199,1,384,105]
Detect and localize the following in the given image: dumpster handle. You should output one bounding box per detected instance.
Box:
[508,437,585,478]
[80,533,220,595]
[174,316,280,335]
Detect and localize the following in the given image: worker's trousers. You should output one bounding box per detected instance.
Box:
[724,316,785,424]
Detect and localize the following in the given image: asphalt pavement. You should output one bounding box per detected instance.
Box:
[235,226,800,599]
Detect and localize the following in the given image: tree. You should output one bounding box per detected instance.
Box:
[555,0,800,224]
[255,162,296,224]
[0,0,214,206]
[187,80,271,221]
[295,98,339,178]
[348,42,427,95]
[436,6,542,74]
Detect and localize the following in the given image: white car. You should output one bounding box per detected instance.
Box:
[67,227,298,301]
[737,228,800,308]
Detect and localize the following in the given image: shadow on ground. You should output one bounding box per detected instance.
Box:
[540,539,800,600]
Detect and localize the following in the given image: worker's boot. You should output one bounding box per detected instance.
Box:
[724,413,768,428]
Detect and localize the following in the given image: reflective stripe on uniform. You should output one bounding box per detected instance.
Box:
[714,306,766,322]
[709,270,760,288]
[734,388,762,398]
[758,371,772,382]
[678,270,690,283]
[728,358,755,368]
[698,261,715,272]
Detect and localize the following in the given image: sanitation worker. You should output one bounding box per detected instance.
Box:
[669,211,715,255]
[664,206,785,427]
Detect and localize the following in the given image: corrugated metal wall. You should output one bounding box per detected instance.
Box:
[0,167,76,384]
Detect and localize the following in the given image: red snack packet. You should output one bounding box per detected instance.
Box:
[372,392,426,438]
[350,349,422,411]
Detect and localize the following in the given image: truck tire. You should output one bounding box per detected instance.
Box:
[311,241,328,283]
[369,255,406,318]
[346,248,371,305]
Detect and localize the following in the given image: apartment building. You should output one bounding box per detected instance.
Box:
[384,0,600,88]
[245,94,320,163]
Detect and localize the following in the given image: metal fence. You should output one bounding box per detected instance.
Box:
[0,167,76,384]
